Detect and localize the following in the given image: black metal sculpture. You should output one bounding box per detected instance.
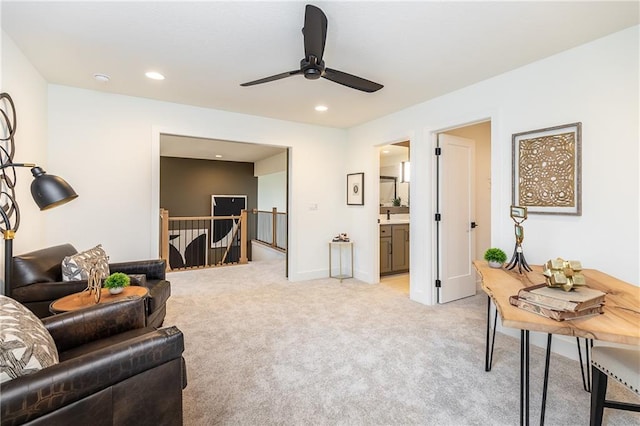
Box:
[505,205,531,273]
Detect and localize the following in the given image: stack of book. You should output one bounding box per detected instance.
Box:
[509,283,606,321]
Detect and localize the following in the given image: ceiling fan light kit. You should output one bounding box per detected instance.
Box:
[241,5,383,93]
[93,73,110,83]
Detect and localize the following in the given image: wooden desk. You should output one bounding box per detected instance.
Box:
[474,261,640,344]
[50,286,149,314]
[473,261,640,425]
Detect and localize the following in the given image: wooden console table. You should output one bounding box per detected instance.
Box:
[50,286,149,314]
[473,260,640,425]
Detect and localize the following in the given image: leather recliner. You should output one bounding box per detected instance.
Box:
[0,297,187,426]
[9,244,171,328]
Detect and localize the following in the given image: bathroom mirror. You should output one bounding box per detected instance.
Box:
[380,142,409,207]
[380,176,397,206]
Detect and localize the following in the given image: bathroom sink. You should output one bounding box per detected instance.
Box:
[379,218,410,225]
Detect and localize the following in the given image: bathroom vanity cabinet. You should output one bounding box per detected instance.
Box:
[380,224,409,275]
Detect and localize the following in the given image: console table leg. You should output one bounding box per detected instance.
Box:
[485,296,498,372]
[491,306,497,368]
[586,339,592,392]
[577,337,594,392]
[521,330,530,426]
[540,333,552,426]
[485,296,491,371]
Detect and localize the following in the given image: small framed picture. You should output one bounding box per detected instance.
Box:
[510,205,527,220]
[347,173,364,206]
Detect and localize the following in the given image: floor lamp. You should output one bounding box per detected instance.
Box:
[0,93,78,296]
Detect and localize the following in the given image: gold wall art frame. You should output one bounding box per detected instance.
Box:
[512,122,582,216]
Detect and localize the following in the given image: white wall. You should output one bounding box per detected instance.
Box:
[42,86,346,281]
[0,32,49,269]
[257,172,286,213]
[347,26,638,359]
[254,151,286,176]
[2,27,348,283]
[347,26,639,307]
[255,152,287,212]
[2,25,638,299]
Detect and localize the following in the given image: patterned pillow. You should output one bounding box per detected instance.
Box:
[61,244,110,281]
[0,295,59,383]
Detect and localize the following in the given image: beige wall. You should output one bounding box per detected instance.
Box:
[445,121,491,265]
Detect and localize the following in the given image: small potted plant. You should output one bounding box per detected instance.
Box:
[484,248,507,269]
[392,197,402,207]
[103,272,130,295]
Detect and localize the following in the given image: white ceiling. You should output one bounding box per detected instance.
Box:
[2,1,638,152]
[160,134,286,162]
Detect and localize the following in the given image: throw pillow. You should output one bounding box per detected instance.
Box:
[0,295,59,383]
[61,244,110,281]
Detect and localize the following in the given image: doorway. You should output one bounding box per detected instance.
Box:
[379,141,410,295]
[158,134,290,276]
[436,121,491,303]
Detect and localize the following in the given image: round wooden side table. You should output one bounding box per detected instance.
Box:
[50,286,149,314]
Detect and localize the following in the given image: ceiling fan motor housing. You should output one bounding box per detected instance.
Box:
[301,56,324,80]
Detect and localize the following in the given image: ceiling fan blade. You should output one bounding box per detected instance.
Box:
[241,5,384,93]
[303,5,327,61]
[322,68,384,93]
[240,70,302,87]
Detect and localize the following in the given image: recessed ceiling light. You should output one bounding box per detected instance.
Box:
[382,150,390,154]
[93,73,110,83]
[215,154,222,158]
[145,71,165,80]
[314,105,328,112]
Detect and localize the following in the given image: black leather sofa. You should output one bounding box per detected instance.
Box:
[0,297,186,426]
[10,244,171,328]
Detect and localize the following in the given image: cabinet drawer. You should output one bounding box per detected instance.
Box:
[380,225,391,236]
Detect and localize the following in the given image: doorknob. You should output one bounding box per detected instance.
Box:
[470,222,478,229]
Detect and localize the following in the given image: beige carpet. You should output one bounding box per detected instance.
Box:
[164,260,639,425]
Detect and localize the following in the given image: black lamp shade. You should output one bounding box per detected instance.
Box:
[30,166,78,210]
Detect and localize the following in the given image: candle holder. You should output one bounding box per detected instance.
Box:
[505,205,531,274]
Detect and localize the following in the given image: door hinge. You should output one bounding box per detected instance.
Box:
[435,147,442,156]
[435,213,441,221]
[435,279,442,288]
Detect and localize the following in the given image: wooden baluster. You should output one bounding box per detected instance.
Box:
[160,208,170,271]
[240,210,248,264]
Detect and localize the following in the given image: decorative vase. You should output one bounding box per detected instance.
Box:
[109,287,124,295]
[488,261,503,269]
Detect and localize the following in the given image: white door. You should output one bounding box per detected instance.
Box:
[437,134,476,303]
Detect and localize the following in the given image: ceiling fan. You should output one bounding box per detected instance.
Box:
[240,4,383,93]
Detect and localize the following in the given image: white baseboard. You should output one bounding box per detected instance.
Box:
[497,324,583,361]
[251,241,285,261]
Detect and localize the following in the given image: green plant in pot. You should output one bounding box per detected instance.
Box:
[392,197,401,207]
[484,248,507,269]
[103,272,130,295]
